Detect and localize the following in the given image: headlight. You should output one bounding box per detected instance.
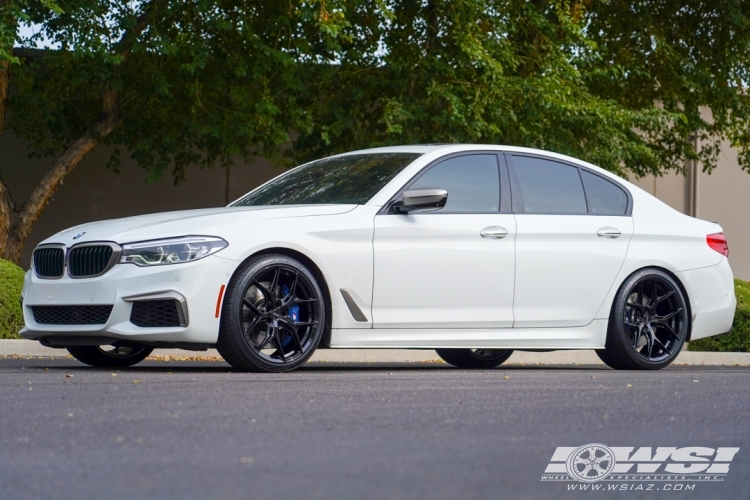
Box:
[119,236,228,267]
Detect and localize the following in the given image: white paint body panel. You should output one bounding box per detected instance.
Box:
[372,213,516,328]
[513,214,633,327]
[20,144,736,350]
[330,320,609,349]
[676,258,736,341]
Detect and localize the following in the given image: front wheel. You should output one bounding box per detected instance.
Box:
[598,268,689,370]
[435,348,514,369]
[67,342,153,368]
[216,254,326,373]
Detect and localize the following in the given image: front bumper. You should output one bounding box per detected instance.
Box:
[20,255,239,344]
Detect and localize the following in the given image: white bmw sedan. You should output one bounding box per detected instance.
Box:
[21,145,736,372]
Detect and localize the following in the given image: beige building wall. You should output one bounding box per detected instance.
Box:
[0,132,283,267]
[629,138,750,281]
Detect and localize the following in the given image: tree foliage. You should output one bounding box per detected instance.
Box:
[0,0,342,261]
[585,0,750,174]
[0,0,749,263]
[292,0,750,178]
[12,1,335,178]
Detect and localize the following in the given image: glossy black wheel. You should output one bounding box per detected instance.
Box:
[67,342,153,368]
[598,268,689,370]
[217,254,326,372]
[435,348,513,369]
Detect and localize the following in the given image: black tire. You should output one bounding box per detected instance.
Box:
[216,254,326,373]
[435,348,514,369]
[67,342,153,368]
[594,347,617,368]
[599,268,689,370]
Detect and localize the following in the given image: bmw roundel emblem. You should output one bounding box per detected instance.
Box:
[73,232,86,240]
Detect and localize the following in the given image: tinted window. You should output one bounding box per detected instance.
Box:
[581,170,628,215]
[409,155,499,213]
[512,156,587,214]
[232,153,420,206]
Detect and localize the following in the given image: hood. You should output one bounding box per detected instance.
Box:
[42,205,357,245]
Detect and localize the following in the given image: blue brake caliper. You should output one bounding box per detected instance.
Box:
[281,285,299,347]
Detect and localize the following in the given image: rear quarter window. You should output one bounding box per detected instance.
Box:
[580,170,629,215]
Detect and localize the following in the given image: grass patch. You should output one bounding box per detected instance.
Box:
[688,279,750,352]
[0,259,25,339]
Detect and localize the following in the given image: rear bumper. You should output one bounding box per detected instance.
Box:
[20,255,238,344]
[677,258,736,341]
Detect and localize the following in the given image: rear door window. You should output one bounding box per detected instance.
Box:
[511,156,587,214]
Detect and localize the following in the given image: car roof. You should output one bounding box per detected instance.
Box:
[338,144,587,159]
[336,145,456,155]
[339,144,619,181]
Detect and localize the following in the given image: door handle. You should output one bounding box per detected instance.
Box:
[480,227,508,239]
[597,227,622,239]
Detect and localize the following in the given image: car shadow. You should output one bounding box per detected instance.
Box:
[5,358,747,374]
[22,360,614,373]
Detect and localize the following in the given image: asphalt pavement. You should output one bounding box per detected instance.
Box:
[1,358,748,500]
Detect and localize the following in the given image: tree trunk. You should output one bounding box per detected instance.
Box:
[0,0,13,136]
[425,0,440,56]
[0,4,153,264]
[0,86,121,264]
[0,220,24,264]
[0,44,13,258]
[0,56,9,136]
[0,172,16,259]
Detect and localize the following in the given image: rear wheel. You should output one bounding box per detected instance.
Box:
[67,342,153,368]
[435,348,513,369]
[598,268,689,370]
[217,254,326,373]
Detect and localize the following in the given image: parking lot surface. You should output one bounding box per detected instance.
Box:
[1,358,748,499]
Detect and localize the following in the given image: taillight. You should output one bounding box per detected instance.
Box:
[707,233,729,257]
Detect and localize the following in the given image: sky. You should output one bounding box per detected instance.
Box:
[17,22,55,49]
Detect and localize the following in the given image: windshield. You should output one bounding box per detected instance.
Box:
[231,153,421,206]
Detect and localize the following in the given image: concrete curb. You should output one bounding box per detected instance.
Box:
[1,339,749,365]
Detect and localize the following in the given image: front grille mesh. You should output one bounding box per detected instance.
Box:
[68,246,114,277]
[31,305,113,325]
[130,300,183,328]
[33,248,64,278]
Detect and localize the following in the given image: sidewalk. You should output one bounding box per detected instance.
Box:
[1,339,749,365]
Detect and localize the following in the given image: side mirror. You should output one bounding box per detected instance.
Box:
[393,188,448,213]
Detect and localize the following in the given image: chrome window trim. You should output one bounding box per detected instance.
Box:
[505,152,633,216]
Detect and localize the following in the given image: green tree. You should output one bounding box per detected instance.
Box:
[2,1,749,265]
[0,0,347,263]
[292,0,750,179]
[584,0,750,174]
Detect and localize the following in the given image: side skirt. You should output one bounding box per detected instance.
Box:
[329,319,608,349]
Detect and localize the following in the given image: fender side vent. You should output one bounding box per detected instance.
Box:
[340,289,368,322]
